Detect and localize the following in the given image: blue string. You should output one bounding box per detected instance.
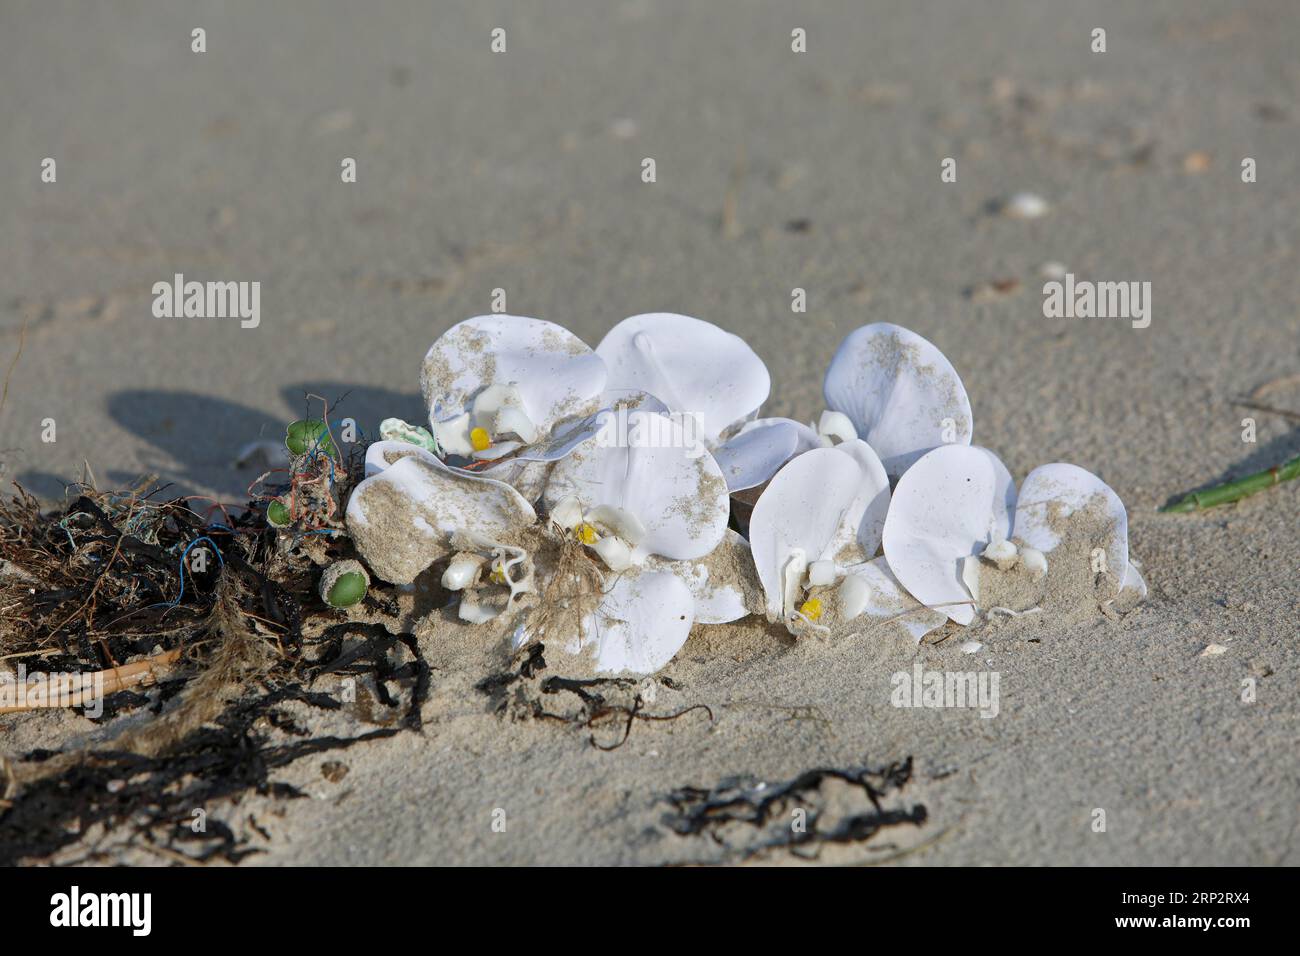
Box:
[151,535,225,611]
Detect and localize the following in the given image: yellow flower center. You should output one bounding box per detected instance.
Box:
[575,523,598,545]
[470,427,492,452]
[799,597,823,621]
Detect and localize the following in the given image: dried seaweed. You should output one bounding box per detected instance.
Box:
[474,646,713,750]
[0,685,396,865]
[0,442,430,865]
[664,757,927,861]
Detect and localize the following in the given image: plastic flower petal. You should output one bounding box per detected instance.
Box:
[575,570,695,674]
[711,418,822,493]
[1119,561,1147,601]
[346,447,536,584]
[837,556,948,643]
[1012,462,1130,601]
[647,529,759,624]
[420,315,606,461]
[823,322,973,477]
[543,410,729,564]
[749,440,890,626]
[596,313,770,446]
[882,444,1016,625]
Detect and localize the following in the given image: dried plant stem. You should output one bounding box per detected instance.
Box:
[0,648,182,714]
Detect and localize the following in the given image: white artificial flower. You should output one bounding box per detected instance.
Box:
[536,409,745,674]
[711,322,973,493]
[420,315,608,488]
[744,438,945,638]
[346,441,537,622]
[881,446,1146,626]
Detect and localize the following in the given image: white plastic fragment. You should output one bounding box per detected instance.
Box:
[1019,545,1048,578]
[816,410,858,445]
[838,573,870,621]
[960,554,982,604]
[592,535,632,572]
[981,537,1019,570]
[807,559,838,586]
[442,553,485,591]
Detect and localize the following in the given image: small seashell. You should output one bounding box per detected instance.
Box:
[1002,192,1050,219]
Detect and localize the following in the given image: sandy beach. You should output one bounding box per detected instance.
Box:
[2,0,1298,865]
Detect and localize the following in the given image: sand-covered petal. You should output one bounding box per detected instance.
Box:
[749,444,888,620]
[823,323,972,477]
[838,557,948,643]
[543,411,729,561]
[1013,462,1129,598]
[577,570,695,674]
[826,439,891,558]
[1120,561,1147,601]
[882,444,1015,625]
[648,530,759,624]
[712,418,821,492]
[346,453,536,584]
[420,315,606,433]
[363,439,439,477]
[597,313,770,445]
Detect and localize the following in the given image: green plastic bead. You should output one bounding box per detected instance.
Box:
[267,500,292,527]
[285,419,337,457]
[326,571,368,608]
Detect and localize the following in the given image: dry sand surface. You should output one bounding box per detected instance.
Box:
[1,1,1298,864]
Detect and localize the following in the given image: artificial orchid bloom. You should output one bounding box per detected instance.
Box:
[535,409,746,674]
[711,322,972,493]
[881,445,1145,626]
[596,312,871,494]
[823,322,972,479]
[346,441,538,622]
[744,438,944,638]
[419,315,608,478]
[596,313,771,448]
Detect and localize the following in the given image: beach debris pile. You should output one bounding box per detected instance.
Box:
[344,312,1148,675]
[0,430,430,863]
